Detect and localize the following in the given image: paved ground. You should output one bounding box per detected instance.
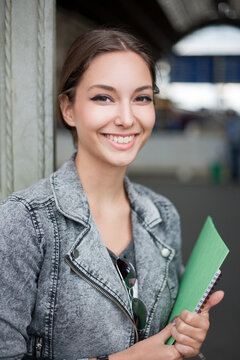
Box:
[129,174,240,360]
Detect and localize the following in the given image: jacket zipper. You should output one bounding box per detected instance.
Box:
[65,255,139,342]
[35,337,43,359]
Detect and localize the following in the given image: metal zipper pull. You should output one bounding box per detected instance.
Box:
[35,337,43,359]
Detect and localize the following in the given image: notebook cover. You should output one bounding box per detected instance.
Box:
[166,216,229,345]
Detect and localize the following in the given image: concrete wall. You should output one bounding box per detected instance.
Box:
[0,0,55,201]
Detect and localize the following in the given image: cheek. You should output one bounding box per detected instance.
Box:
[76,105,113,131]
[149,110,156,129]
[136,107,156,132]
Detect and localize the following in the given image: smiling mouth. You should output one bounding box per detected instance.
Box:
[103,134,136,144]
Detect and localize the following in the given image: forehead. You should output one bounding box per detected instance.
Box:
[80,51,152,87]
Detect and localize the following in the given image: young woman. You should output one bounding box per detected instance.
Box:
[0,28,223,360]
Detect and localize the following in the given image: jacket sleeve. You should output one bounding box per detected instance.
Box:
[0,197,42,360]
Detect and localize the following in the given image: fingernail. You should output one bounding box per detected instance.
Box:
[171,316,177,325]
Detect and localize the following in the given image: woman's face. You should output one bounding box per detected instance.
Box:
[62,50,156,169]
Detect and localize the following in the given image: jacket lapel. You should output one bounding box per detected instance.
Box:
[67,214,133,315]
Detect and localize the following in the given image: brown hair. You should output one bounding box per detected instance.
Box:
[58,27,159,143]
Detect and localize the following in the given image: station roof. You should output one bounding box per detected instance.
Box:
[57,0,240,59]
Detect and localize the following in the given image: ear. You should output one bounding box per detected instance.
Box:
[59,94,75,127]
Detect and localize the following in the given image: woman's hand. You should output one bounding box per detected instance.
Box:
[172,290,224,358]
[107,290,224,360]
[115,323,184,360]
[93,323,183,360]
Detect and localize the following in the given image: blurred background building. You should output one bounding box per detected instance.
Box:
[0,1,239,359]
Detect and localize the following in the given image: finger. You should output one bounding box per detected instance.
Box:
[175,316,208,342]
[179,310,209,330]
[171,323,202,348]
[174,342,198,358]
[201,290,224,314]
[166,343,184,360]
[158,323,175,343]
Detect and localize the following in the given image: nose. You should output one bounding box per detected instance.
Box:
[114,102,135,128]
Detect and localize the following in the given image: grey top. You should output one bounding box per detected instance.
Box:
[107,238,136,271]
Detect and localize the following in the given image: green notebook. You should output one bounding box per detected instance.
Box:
[166,216,229,345]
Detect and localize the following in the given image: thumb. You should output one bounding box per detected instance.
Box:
[201,290,224,314]
[159,323,174,343]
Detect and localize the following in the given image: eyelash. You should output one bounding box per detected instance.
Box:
[90,95,153,103]
[136,95,153,103]
[91,95,112,102]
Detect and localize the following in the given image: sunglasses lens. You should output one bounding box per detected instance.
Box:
[116,258,136,289]
[132,298,147,331]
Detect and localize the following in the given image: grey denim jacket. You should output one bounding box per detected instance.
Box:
[0,155,182,360]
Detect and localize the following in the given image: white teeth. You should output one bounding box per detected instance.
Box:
[105,135,135,144]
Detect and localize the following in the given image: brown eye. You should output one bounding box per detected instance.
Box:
[135,96,152,103]
[90,95,112,103]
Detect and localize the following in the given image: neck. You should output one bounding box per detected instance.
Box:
[74,150,128,209]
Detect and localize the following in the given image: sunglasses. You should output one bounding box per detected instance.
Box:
[115,258,147,331]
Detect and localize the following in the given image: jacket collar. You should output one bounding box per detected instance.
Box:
[50,154,162,228]
[50,154,90,225]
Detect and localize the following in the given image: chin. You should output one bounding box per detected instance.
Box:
[109,156,137,168]
[98,147,141,168]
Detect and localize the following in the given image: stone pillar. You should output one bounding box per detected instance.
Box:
[0,0,55,201]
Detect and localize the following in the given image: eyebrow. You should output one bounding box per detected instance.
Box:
[88,84,153,92]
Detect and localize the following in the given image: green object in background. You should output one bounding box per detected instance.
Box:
[210,162,223,184]
[166,216,229,345]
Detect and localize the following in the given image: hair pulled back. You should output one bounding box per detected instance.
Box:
[58,27,159,143]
